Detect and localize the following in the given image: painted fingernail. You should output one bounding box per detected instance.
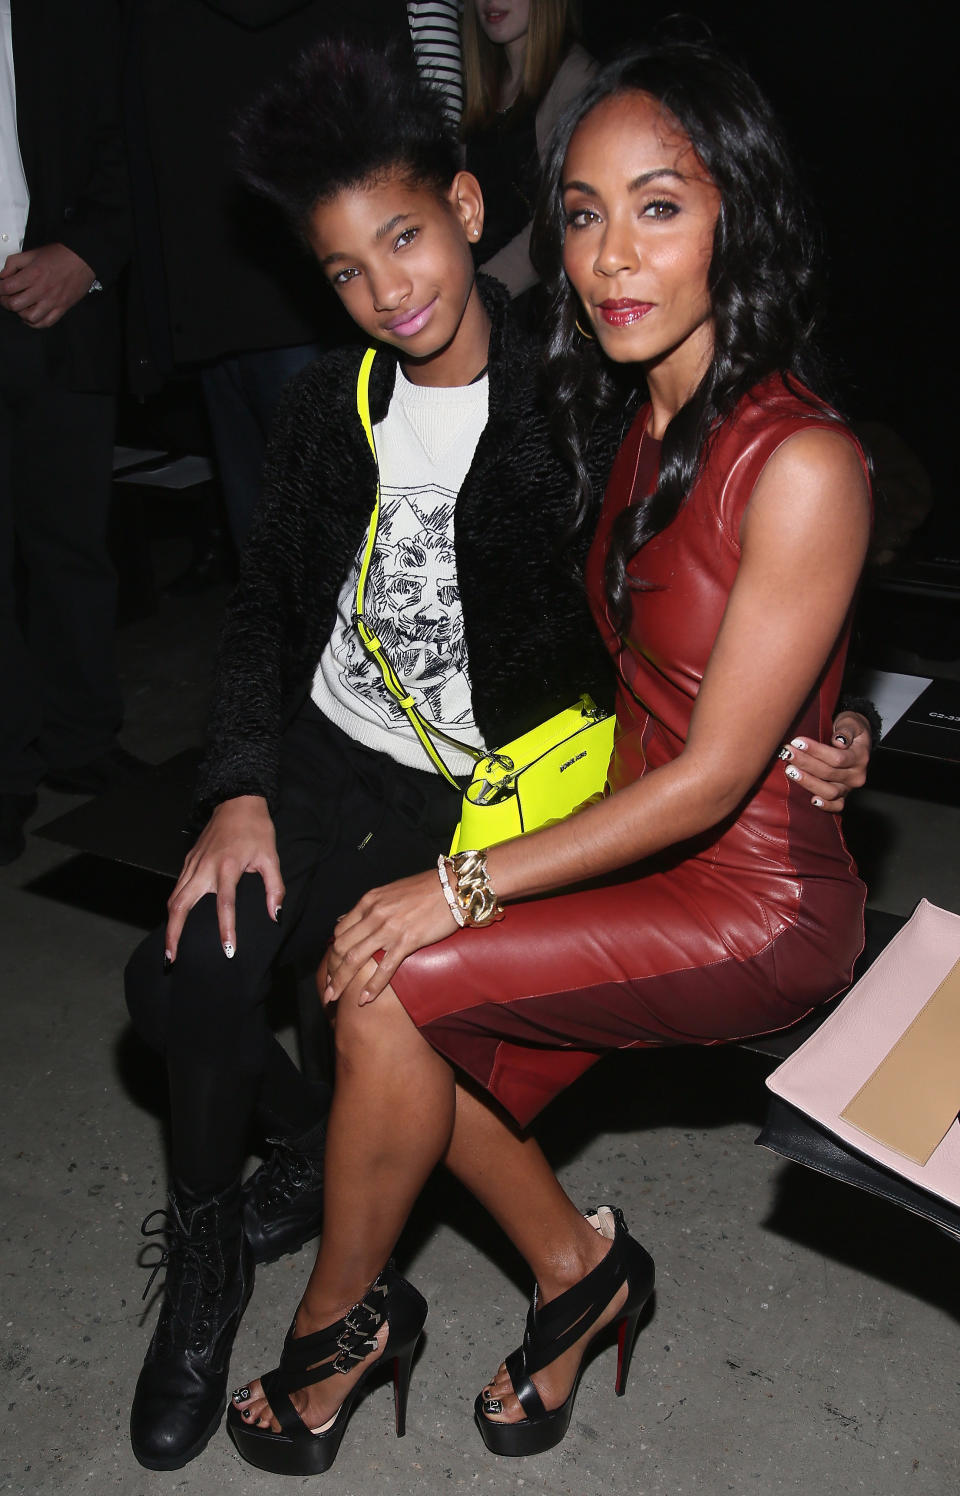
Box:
[778,746,792,762]
[790,738,808,751]
[163,953,173,972]
[274,905,283,924]
[785,765,801,781]
[834,733,850,746]
[223,941,235,959]
[812,797,824,808]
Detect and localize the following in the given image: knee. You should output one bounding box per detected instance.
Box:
[173,885,273,999]
[332,980,411,1077]
[127,894,267,1048]
[124,929,169,1053]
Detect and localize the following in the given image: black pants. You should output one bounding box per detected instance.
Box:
[125,704,462,1195]
[0,311,121,794]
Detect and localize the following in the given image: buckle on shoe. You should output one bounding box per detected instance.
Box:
[332,1337,378,1374]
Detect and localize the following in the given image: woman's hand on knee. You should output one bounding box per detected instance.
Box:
[322,870,459,1007]
[778,711,871,812]
[163,795,284,964]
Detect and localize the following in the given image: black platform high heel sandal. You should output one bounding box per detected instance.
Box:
[226,1263,427,1476]
[475,1206,654,1458]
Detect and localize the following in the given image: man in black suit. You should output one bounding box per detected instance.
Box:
[0,0,134,864]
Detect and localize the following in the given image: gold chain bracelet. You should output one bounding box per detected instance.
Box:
[447,849,503,927]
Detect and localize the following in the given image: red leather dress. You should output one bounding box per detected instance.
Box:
[392,377,868,1128]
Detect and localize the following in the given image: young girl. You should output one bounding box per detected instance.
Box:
[123,42,623,1472]
[226,39,872,1475]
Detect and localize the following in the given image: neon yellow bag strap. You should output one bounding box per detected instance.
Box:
[354,347,380,628]
[353,350,478,789]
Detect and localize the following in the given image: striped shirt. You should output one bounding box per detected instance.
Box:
[407,0,463,130]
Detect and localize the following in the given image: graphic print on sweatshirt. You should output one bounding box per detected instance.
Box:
[338,479,475,736]
[312,365,487,774]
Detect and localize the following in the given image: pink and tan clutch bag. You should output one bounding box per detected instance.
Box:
[765,899,960,1207]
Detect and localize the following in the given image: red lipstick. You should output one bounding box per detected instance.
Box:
[597,300,653,328]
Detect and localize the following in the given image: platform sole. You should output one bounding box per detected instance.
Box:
[475,1248,655,1458]
[227,1410,344,1476]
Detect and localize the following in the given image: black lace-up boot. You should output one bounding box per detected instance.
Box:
[240,1117,326,1264]
[130,1181,253,1469]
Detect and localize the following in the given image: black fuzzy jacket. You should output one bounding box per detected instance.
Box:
[194,280,628,817]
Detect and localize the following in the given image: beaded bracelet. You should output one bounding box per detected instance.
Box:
[437,854,467,927]
[450,848,504,927]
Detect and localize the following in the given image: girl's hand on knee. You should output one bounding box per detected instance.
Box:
[778,711,871,812]
[163,795,284,964]
[323,870,459,1007]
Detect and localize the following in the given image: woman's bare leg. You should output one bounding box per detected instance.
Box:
[443,1082,628,1424]
[235,972,455,1432]
[235,973,620,1434]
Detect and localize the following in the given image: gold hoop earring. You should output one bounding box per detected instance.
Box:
[575,317,595,341]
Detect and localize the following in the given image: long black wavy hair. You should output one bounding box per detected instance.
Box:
[530,40,829,633]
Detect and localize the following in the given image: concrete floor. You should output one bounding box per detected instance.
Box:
[2,557,959,1496]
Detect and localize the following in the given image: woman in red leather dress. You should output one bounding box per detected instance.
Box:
[228,42,871,1474]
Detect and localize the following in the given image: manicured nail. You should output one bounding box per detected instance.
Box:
[163,952,173,972]
[785,765,801,781]
[812,797,824,807]
[223,941,235,959]
[778,746,792,762]
[834,733,850,747]
[790,738,807,751]
[274,905,283,924]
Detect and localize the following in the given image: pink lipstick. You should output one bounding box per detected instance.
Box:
[386,298,438,337]
[597,300,653,328]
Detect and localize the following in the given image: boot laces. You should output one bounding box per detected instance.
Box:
[248,1135,322,1208]
[138,1206,229,1354]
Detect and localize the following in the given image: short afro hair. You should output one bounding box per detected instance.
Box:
[233,37,460,238]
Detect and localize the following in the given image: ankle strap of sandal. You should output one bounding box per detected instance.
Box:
[522,1209,628,1374]
[289,1275,388,1375]
[261,1273,390,1439]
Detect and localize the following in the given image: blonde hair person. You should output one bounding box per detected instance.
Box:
[462,0,595,296]
[462,0,575,129]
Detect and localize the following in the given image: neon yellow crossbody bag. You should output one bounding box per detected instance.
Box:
[353,348,615,853]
